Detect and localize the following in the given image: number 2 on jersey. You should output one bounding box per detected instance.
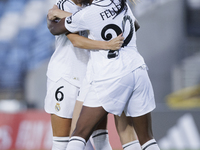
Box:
[101,15,134,59]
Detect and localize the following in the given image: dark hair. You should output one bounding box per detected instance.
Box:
[117,0,127,15]
[78,0,92,5]
[110,0,127,18]
[79,0,127,14]
[76,0,89,5]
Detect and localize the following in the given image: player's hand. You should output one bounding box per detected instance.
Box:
[48,5,72,21]
[48,5,61,20]
[107,33,124,50]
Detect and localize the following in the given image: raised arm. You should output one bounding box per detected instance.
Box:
[47,5,72,35]
[48,5,72,20]
[67,33,124,50]
[47,17,69,35]
[47,5,124,50]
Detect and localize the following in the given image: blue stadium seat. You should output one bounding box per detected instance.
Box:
[0,0,54,89]
[0,41,10,74]
[0,46,28,88]
[5,0,25,12]
[14,28,36,48]
[0,1,5,17]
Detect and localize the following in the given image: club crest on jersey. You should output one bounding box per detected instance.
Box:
[55,103,61,112]
[66,16,72,24]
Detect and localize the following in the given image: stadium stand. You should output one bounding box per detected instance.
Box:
[0,0,54,102]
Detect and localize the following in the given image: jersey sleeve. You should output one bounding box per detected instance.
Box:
[64,9,89,33]
[56,0,78,12]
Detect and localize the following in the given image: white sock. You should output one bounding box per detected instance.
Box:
[84,139,94,150]
[141,139,160,150]
[52,136,69,150]
[92,129,112,150]
[123,140,142,150]
[66,136,86,150]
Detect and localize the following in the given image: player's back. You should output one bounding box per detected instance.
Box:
[66,0,145,81]
[47,0,89,87]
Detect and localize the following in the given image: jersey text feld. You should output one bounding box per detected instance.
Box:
[100,4,121,20]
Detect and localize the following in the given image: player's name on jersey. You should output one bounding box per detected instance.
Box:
[100,4,121,20]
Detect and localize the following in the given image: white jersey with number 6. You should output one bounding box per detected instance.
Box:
[45,0,89,118]
[47,0,89,87]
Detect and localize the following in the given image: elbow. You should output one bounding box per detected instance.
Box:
[47,19,57,35]
[50,28,70,36]
[49,29,57,35]
[50,29,59,35]
[48,27,59,35]
[71,40,82,48]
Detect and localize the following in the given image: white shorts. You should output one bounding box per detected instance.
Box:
[44,78,79,118]
[77,78,91,102]
[83,66,156,117]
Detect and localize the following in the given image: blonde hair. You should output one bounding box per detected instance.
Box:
[129,0,140,5]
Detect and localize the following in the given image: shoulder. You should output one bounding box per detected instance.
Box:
[56,0,78,11]
[72,5,91,17]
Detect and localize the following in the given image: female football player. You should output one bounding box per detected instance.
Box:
[49,5,142,150]
[47,0,161,150]
[45,1,123,150]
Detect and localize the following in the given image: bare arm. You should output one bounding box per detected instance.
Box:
[48,5,72,20]
[67,33,124,50]
[47,17,124,49]
[47,5,124,49]
[47,17,70,35]
[47,5,72,35]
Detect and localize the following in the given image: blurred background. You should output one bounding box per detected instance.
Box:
[0,0,200,149]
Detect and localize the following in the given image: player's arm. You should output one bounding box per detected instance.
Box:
[47,17,69,35]
[47,5,72,35]
[47,5,124,50]
[47,17,124,50]
[48,5,72,20]
[67,33,124,50]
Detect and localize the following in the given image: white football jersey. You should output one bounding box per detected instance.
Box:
[65,0,145,82]
[47,0,89,87]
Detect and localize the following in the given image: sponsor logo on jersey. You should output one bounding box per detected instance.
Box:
[73,77,79,81]
[66,16,72,24]
[55,103,61,112]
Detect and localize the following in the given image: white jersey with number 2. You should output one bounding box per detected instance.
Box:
[64,0,146,82]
